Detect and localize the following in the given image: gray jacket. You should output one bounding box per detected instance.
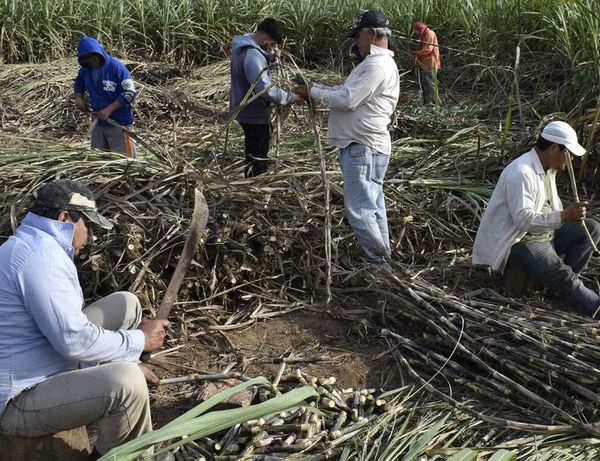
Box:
[230,34,295,124]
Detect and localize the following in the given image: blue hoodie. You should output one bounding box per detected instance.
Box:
[230,34,295,124]
[74,36,136,126]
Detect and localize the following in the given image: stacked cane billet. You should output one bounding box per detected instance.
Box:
[173,370,389,461]
[364,275,600,434]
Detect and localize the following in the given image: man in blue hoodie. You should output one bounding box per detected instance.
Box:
[0,180,171,460]
[74,36,137,158]
[230,18,297,177]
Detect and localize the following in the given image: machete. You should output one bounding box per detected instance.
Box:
[141,189,209,362]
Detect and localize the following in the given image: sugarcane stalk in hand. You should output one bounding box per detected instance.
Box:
[564,151,599,253]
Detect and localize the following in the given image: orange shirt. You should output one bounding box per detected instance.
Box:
[415,28,441,70]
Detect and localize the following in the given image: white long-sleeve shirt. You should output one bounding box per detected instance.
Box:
[472,149,563,272]
[310,45,399,155]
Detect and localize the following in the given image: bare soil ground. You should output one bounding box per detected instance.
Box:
[150,308,403,427]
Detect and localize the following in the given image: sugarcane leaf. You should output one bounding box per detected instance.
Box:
[445,126,478,144]
[156,392,318,456]
[550,448,595,460]
[447,448,478,461]
[340,445,354,461]
[378,384,413,400]
[487,449,517,461]
[400,414,449,461]
[99,382,317,461]
[363,401,419,461]
[163,376,269,428]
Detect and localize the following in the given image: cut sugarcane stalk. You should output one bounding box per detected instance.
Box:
[564,151,599,253]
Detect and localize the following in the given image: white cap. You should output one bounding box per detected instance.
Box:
[541,121,585,157]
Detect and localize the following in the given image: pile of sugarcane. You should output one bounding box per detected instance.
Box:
[172,370,390,461]
[2,59,600,456]
[164,365,600,460]
[0,145,493,311]
[343,271,600,434]
[3,146,600,440]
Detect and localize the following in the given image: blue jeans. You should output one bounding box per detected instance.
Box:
[339,143,391,266]
[508,219,600,316]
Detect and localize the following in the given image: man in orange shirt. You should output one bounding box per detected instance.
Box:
[412,22,441,105]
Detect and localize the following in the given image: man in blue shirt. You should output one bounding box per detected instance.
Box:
[0,180,170,460]
[75,36,137,158]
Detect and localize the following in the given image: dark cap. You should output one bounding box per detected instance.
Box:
[33,179,113,229]
[346,10,390,37]
[257,17,284,45]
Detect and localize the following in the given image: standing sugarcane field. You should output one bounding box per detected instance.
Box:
[1,0,600,460]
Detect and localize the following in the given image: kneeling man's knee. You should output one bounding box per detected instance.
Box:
[105,362,148,402]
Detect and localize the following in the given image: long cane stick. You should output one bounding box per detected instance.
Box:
[286,63,332,304]
[564,151,599,253]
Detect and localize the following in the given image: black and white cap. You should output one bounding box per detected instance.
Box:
[33,179,113,229]
[346,10,390,37]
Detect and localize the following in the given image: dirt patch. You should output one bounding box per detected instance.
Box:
[228,312,397,389]
[149,309,402,426]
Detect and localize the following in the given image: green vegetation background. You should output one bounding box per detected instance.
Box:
[1,0,598,111]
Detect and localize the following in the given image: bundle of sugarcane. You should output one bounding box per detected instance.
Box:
[174,374,378,460]
[162,367,598,460]
[166,369,441,461]
[333,271,600,435]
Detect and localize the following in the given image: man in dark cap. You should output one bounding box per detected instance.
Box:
[0,179,171,460]
[230,17,297,177]
[295,10,400,269]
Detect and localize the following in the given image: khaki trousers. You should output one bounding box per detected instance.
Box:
[0,292,152,457]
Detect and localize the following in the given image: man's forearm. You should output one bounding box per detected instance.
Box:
[103,99,123,114]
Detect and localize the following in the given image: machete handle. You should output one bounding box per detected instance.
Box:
[140,351,151,363]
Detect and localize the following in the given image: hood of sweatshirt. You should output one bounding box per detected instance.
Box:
[77,36,110,66]
[231,34,272,60]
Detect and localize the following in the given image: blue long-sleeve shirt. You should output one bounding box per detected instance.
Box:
[0,213,144,413]
[74,36,136,126]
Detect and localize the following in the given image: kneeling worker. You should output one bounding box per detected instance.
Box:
[473,121,600,317]
[0,179,171,460]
